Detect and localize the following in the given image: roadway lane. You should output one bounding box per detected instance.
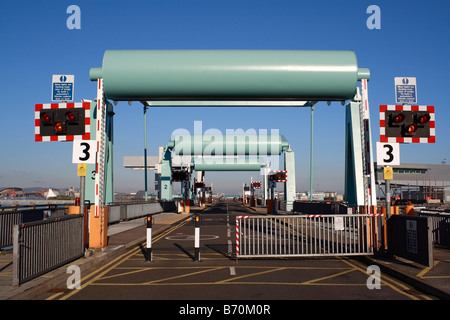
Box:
[40,200,435,301]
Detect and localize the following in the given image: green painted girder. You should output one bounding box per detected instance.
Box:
[90,50,369,101]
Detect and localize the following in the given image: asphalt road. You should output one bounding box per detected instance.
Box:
[38,200,436,303]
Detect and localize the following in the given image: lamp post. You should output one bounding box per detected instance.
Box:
[144,105,148,201]
[309,106,314,202]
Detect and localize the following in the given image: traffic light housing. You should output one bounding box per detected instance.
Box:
[270,170,287,182]
[251,181,262,189]
[194,181,205,189]
[39,108,85,137]
[172,170,189,181]
[380,105,435,143]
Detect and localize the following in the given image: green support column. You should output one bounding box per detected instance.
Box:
[309,106,314,202]
[84,101,97,205]
[144,105,148,201]
[160,146,173,201]
[344,101,364,206]
[104,101,114,204]
[284,147,296,211]
[85,99,114,205]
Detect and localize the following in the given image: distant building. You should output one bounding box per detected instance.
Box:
[375,162,450,205]
[296,191,344,202]
[0,187,23,198]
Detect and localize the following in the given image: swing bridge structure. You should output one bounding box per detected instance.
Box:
[17,50,382,264]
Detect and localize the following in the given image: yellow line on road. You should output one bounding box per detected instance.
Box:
[339,257,423,300]
[416,260,439,278]
[299,268,357,285]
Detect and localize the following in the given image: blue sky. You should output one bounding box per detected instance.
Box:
[1,0,449,195]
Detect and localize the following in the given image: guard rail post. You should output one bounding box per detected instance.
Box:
[146,214,153,262]
[194,214,200,261]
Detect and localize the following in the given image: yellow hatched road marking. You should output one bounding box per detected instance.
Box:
[215,267,286,284]
[47,220,189,300]
[144,266,227,285]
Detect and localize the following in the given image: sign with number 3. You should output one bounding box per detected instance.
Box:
[72,140,96,164]
[376,142,400,166]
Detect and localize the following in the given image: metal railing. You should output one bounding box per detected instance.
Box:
[107,201,177,224]
[0,209,56,249]
[1,211,22,249]
[1,206,67,249]
[419,211,450,248]
[12,214,85,286]
[236,214,380,258]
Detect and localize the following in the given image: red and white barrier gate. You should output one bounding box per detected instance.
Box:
[235,214,382,258]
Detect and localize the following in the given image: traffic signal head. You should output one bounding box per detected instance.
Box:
[38,108,85,137]
[194,181,205,189]
[172,170,189,181]
[276,171,287,182]
[251,181,262,189]
[386,110,430,137]
[380,105,435,143]
[269,171,287,182]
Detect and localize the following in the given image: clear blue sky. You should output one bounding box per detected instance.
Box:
[1,0,449,194]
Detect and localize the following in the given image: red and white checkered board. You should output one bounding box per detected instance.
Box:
[35,102,91,142]
[379,105,435,143]
[272,170,287,182]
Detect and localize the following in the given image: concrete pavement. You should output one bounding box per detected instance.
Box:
[246,203,450,300]
[0,210,193,300]
[1,202,449,300]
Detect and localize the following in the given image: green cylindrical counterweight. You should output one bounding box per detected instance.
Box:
[192,158,266,171]
[90,50,369,101]
[169,134,289,156]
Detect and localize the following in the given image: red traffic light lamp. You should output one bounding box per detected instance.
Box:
[53,122,64,132]
[405,123,417,135]
[416,113,430,124]
[41,112,51,123]
[392,113,405,124]
[66,111,76,122]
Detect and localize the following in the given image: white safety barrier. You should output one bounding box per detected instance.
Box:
[236,214,382,258]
